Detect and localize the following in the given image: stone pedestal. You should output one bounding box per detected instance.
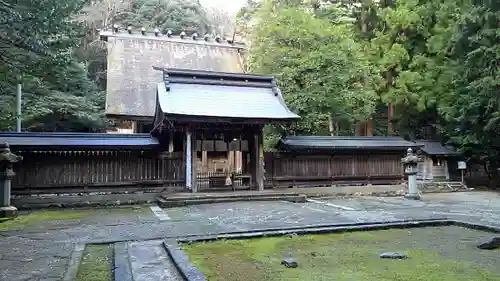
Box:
[0,143,22,218]
[401,148,421,200]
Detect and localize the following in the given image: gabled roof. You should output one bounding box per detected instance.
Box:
[0,132,158,150]
[100,29,246,119]
[415,140,455,156]
[277,136,420,151]
[155,68,300,122]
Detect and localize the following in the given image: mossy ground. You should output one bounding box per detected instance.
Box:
[0,206,151,231]
[183,227,500,281]
[76,244,113,281]
[0,209,88,231]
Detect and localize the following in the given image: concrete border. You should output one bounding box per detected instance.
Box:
[12,192,159,210]
[62,244,86,281]
[162,219,500,281]
[164,239,206,281]
[113,242,133,281]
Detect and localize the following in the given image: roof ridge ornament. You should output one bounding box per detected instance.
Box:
[100,27,245,48]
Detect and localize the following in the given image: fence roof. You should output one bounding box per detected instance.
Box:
[155,68,300,122]
[414,140,455,156]
[0,132,159,150]
[277,136,421,152]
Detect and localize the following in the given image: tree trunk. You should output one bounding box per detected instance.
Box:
[385,71,394,136]
[387,103,394,136]
[365,119,373,136]
[328,115,335,136]
[355,122,365,136]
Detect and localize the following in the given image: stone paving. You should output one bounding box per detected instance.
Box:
[0,191,499,281]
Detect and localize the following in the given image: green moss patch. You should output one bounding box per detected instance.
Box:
[76,244,113,281]
[183,227,500,281]
[0,206,152,231]
[0,210,88,231]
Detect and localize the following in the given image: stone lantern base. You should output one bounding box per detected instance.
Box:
[0,206,18,218]
[404,193,421,200]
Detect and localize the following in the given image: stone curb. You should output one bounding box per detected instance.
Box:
[178,219,454,244]
[163,219,500,281]
[62,244,85,281]
[163,239,206,281]
[176,218,447,243]
[114,242,133,281]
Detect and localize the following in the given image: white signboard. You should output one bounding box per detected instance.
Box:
[457,161,466,170]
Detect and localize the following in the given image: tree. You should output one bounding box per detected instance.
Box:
[0,0,107,132]
[438,0,500,176]
[119,0,212,34]
[247,0,379,135]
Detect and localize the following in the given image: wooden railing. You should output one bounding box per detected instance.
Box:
[11,150,185,195]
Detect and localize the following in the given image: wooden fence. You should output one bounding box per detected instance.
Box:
[11,150,185,195]
[264,152,404,187]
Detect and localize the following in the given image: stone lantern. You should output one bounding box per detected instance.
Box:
[0,143,22,218]
[401,148,421,200]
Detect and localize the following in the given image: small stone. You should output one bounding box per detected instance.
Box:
[281,258,298,268]
[477,237,500,250]
[380,252,407,259]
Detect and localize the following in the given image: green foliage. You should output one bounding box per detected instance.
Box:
[0,0,108,132]
[0,0,227,132]
[437,0,500,172]
[119,0,212,34]
[242,0,500,176]
[248,1,379,135]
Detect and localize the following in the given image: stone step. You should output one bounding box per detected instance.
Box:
[157,194,307,208]
[163,191,305,200]
[114,240,183,281]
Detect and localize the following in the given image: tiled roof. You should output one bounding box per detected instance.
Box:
[415,140,455,155]
[277,136,420,151]
[102,31,246,119]
[156,68,300,121]
[0,132,158,150]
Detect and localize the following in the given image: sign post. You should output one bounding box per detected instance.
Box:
[457,161,466,184]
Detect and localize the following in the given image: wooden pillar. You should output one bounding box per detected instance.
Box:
[248,131,256,189]
[201,151,208,173]
[131,121,138,133]
[185,127,197,192]
[254,128,264,191]
[227,150,233,173]
[235,151,242,173]
[168,132,174,153]
[191,131,197,192]
[444,159,450,180]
